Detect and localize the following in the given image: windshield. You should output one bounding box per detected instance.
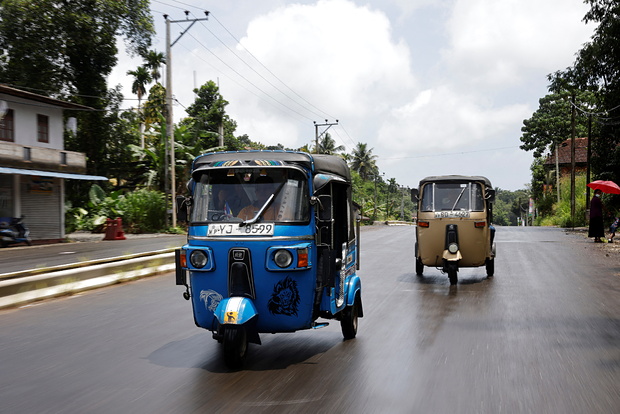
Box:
[191,168,309,223]
[420,182,484,212]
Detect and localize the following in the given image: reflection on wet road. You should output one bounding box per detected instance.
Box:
[2,226,620,413]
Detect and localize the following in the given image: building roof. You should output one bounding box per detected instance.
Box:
[0,84,93,111]
[544,137,588,165]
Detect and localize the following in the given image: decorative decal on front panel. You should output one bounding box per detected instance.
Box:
[267,276,300,316]
[200,289,223,312]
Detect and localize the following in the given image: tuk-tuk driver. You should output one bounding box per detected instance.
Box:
[237,176,278,221]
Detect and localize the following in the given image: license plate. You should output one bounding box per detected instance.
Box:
[208,223,274,236]
[434,211,471,218]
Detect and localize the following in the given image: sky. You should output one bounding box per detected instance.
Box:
[108,0,595,191]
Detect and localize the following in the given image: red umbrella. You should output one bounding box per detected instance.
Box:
[587,180,620,194]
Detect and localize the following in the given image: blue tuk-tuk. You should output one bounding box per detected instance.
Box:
[175,150,363,368]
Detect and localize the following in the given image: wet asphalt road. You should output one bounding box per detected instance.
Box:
[0,234,187,274]
[2,225,620,413]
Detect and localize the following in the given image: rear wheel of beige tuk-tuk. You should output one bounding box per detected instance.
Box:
[415,243,424,275]
[415,257,424,275]
[485,258,494,277]
[223,326,248,369]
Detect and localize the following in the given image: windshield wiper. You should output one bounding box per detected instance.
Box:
[240,181,287,226]
[451,186,467,211]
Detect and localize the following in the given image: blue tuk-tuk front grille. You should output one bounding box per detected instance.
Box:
[228,248,256,299]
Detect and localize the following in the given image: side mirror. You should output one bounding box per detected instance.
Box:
[411,188,419,202]
[485,189,496,203]
[176,195,191,223]
[317,194,332,222]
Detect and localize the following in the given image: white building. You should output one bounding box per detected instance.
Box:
[0,84,107,242]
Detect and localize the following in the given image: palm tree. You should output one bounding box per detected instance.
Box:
[127,66,152,148]
[316,133,345,155]
[350,142,378,180]
[144,50,166,84]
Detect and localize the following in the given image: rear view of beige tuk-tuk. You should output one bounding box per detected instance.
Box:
[412,175,496,285]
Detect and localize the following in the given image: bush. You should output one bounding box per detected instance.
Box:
[65,185,167,234]
[119,189,166,233]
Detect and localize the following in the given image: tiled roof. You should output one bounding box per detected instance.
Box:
[544,137,588,165]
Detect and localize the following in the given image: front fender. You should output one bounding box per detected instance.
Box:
[345,274,362,308]
[442,250,462,261]
[214,297,258,325]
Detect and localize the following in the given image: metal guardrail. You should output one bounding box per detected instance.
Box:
[0,249,175,310]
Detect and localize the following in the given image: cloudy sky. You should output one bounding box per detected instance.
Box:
[109,0,595,191]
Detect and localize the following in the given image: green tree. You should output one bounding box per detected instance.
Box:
[144,50,165,84]
[316,133,344,155]
[184,81,232,149]
[550,0,620,213]
[350,142,378,180]
[520,92,592,158]
[127,66,152,109]
[0,0,154,176]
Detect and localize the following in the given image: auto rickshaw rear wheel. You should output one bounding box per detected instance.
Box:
[341,295,360,340]
[415,257,424,276]
[223,326,248,369]
[485,258,494,277]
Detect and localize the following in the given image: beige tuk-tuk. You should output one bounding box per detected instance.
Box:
[411,175,496,285]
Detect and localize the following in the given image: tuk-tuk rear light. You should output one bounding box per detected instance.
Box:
[190,250,209,268]
[274,249,293,268]
[418,220,430,228]
[474,221,486,228]
[297,248,309,268]
[179,250,187,268]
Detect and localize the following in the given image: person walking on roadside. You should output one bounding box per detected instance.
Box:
[589,189,605,242]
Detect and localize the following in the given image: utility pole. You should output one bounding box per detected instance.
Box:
[165,11,210,227]
[585,114,592,218]
[313,120,338,153]
[570,92,576,228]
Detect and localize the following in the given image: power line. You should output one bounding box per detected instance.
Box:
[377,146,520,160]
[208,13,336,121]
[184,30,313,122]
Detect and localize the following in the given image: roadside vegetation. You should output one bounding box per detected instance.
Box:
[4,1,619,232]
[519,0,620,227]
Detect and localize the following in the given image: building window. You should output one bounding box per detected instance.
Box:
[60,152,67,165]
[24,147,31,161]
[0,109,14,142]
[37,114,49,143]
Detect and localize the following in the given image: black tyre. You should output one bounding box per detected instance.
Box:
[486,258,494,277]
[415,257,424,276]
[340,297,359,340]
[223,327,248,369]
[447,263,458,285]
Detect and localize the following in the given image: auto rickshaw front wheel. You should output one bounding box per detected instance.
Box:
[341,295,360,340]
[446,262,458,285]
[222,326,248,369]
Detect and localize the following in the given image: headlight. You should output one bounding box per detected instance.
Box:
[190,250,209,268]
[274,249,293,268]
[448,242,459,254]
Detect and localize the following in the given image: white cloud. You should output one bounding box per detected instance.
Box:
[108,0,596,190]
[378,85,532,153]
[221,0,415,147]
[442,0,593,87]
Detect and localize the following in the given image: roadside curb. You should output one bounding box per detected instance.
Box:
[0,251,175,310]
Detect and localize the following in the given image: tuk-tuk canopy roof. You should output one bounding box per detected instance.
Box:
[418,175,493,188]
[192,150,351,181]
